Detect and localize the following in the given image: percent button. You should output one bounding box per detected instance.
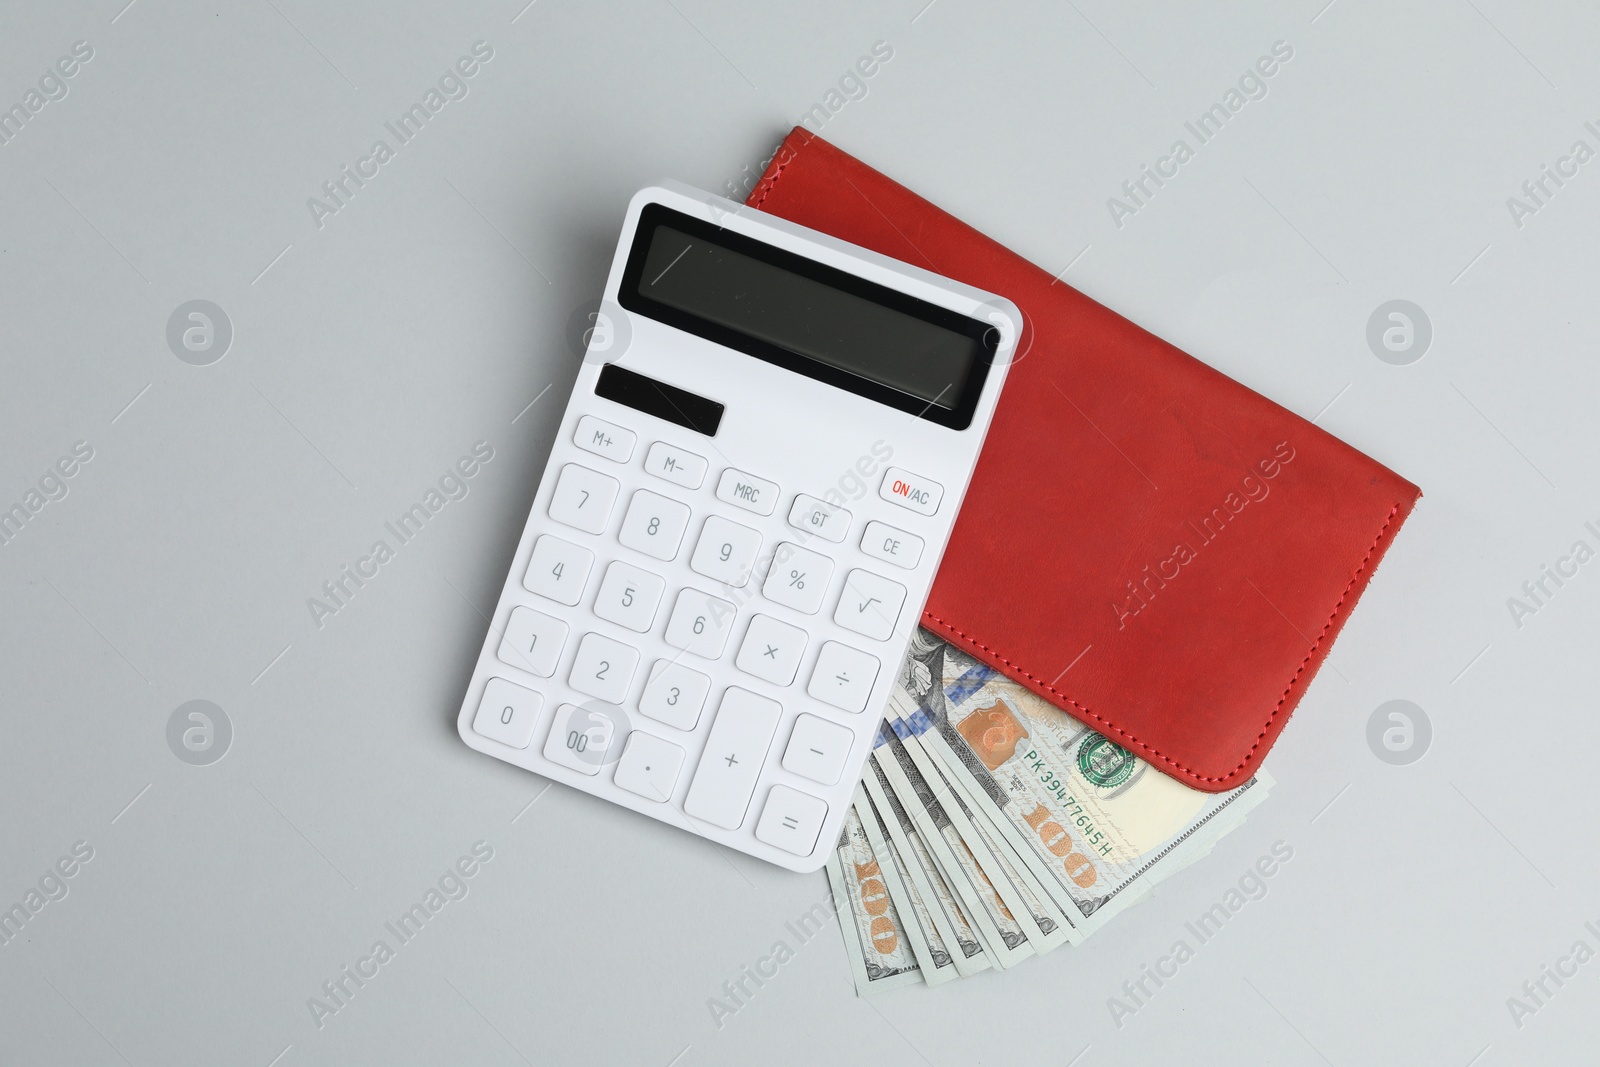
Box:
[760,541,833,615]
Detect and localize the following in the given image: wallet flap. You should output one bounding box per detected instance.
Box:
[746,128,1420,792]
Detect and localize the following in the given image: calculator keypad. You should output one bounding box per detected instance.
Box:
[477,412,933,868]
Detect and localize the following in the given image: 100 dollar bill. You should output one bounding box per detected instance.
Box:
[825,804,923,995]
[894,630,1271,933]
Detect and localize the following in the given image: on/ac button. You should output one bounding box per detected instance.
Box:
[878,467,942,516]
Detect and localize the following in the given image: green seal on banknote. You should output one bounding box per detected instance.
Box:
[1076,735,1135,788]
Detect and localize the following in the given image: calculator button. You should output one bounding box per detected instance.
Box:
[787,494,850,543]
[544,702,628,776]
[613,731,686,803]
[683,687,781,830]
[689,516,763,589]
[754,785,829,856]
[735,614,808,686]
[663,589,738,659]
[568,632,639,703]
[715,468,779,516]
[860,521,923,570]
[833,569,907,641]
[549,463,620,534]
[523,534,594,606]
[761,542,832,614]
[498,606,568,677]
[592,561,665,633]
[782,713,855,786]
[472,677,544,750]
[639,660,711,731]
[645,441,707,489]
[573,415,636,463]
[618,489,691,562]
[878,467,943,517]
[807,641,881,713]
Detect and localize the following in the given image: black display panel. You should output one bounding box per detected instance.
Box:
[593,363,724,437]
[618,204,997,429]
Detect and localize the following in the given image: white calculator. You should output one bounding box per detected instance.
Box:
[456,182,1020,872]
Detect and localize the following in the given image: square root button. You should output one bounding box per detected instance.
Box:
[754,785,828,857]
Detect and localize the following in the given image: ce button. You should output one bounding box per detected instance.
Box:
[860,521,923,570]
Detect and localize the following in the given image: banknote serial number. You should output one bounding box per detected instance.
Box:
[1021,748,1114,866]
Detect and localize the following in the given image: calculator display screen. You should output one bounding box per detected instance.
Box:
[619,205,998,430]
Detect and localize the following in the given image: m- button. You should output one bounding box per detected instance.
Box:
[878,467,942,516]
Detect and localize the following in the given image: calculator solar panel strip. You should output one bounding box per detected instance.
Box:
[456,182,1021,872]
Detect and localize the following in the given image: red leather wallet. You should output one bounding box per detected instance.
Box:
[746,128,1420,792]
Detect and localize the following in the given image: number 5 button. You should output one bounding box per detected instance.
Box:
[833,569,906,641]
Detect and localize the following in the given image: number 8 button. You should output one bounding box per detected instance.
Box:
[619,489,690,561]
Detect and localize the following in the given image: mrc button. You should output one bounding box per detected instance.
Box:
[878,467,942,516]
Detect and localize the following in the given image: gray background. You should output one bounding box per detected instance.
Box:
[1,0,1595,1064]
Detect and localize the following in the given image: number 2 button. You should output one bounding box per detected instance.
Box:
[568,632,638,703]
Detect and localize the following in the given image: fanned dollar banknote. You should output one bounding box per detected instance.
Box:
[825,629,1272,992]
[825,804,924,995]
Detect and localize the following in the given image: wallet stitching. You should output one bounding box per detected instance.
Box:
[750,134,805,210]
[922,502,1404,784]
